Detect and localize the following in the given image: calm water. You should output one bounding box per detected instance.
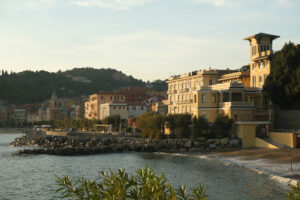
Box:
[0,134,287,200]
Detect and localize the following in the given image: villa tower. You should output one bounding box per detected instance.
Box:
[244,33,279,88]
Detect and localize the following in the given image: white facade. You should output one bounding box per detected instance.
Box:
[127,105,147,118]
[99,103,128,120]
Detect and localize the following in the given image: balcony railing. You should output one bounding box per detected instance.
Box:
[219,102,254,108]
[175,99,193,104]
[167,90,178,94]
[255,109,269,116]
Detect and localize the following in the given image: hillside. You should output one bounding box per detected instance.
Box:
[0,68,167,104]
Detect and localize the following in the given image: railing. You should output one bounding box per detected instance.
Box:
[167,90,177,94]
[254,109,269,116]
[219,102,254,108]
[175,99,193,104]
[179,88,189,93]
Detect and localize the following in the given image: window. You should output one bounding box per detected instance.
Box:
[209,79,213,85]
[223,92,229,102]
[194,95,197,103]
[212,94,216,103]
[259,76,262,82]
[252,63,255,70]
[252,76,256,87]
[202,94,206,103]
[141,106,144,110]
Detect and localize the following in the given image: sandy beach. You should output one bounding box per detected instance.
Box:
[216,148,300,163]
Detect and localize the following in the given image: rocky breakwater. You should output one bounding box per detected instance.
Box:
[10,134,241,155]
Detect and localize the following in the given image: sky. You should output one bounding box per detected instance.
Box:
[0,0,300,81]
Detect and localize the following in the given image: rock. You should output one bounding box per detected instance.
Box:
[228,139,240,147]
[209,143,216,149]
[184,140,192,148]
[207,139,215,144]
[188,148,202,152]
[220,137,229,145]
[197,137,206,142]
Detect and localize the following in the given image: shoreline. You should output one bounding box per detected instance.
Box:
[161,152,298,189]
[165,149,300,188]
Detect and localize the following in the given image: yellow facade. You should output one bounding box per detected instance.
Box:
[244,33,279,88]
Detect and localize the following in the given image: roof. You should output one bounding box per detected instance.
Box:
[243,32,280,41]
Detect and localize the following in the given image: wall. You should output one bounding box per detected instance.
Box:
[268,132,296,148]
[236,124,256,148]
[255,137,278,149]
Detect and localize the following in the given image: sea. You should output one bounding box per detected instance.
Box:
[0,133,287,200]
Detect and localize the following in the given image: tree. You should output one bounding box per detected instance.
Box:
[193,116,209,137]
[210,114,234,138]
[56,165,208,200]
[165,114,192,138]
[136,112,166,139]
[264,42,300,109]
[103,115,121,131]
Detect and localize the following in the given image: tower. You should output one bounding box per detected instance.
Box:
[244,33,279,88]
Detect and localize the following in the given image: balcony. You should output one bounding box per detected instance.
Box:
[167,90,178,94]
[175,99,193,104]
[179,88,189,93]
[219,102,254,108]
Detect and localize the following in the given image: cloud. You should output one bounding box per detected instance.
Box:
[71,0,157,10]
[190,0,299,7]
[0,0,57,11]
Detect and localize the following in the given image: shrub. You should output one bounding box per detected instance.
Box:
[192,116,209,137]
[165,114,192,138]
[210,114,234,138]
[136,112,166,139]
[56,165,208,200]
[287,181,300,200]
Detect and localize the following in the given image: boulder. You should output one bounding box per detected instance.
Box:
[184,140,192,148]
[197,137,206,142]
[209,143,216,149]
[207,139,215,144]
[228,139,241,147]
[220,137,229,145]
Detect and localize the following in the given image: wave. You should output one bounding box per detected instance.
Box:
[156,152,298,188]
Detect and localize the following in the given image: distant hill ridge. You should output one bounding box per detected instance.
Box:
[0,67,167,104]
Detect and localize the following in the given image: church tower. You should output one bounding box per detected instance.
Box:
[244,33,279,88]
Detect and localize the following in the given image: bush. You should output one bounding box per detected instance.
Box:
[192,116,209,137]
[136,112,166,139]
[210,114,234,138]
[56,165,208,200]
[287,181,300,200]
[165,114,192,138]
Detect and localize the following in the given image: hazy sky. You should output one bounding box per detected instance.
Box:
[0,0,300,81]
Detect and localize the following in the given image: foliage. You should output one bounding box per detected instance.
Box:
[192,116,209,137]
[136,112,166,139]
[264,42,300,109]
[239,64,250,72]
[52,119,102,130]
[287,181,300,200]
[166,114,192,138]
[210,114,234,138]
[103,115,123,131]
[0,68,167,104]
[56,165,208,200]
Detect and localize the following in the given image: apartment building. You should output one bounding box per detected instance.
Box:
[84,91,125,120]
[167,33,277,122]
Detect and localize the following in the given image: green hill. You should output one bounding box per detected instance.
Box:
[0,68,167,104]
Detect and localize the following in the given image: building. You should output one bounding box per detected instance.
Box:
[84,91,126,120]
[166,32,278,122]
[243,33,279,88]
[99,103,128,120]
[38,92,69,121]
